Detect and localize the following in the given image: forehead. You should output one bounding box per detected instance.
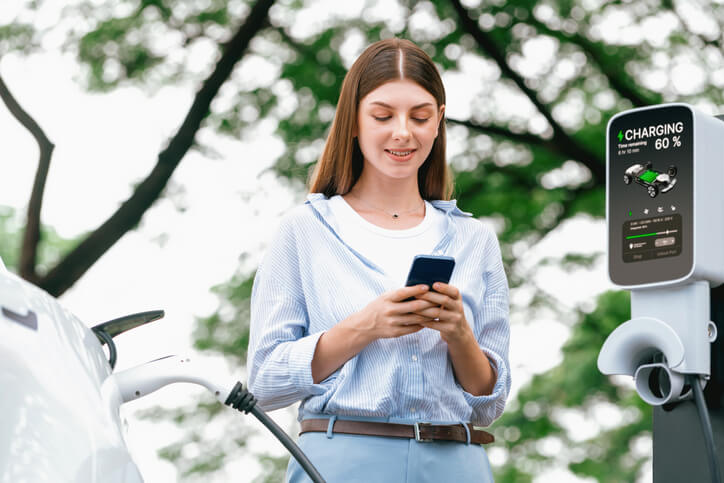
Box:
[359,79,438,109]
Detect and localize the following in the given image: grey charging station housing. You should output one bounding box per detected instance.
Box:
[608,103,724,288]
[600,103,724,406]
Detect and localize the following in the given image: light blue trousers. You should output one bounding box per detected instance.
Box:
[286,430,494,482]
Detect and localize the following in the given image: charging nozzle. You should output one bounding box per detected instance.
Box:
[224,381,258,413]
[99,355,327,482]
[104,355,234,405]
[634,362,687,406]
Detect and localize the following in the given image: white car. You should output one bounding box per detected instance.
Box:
[0,257,323,482]
[623,162,678,198]
[0,259,146,482]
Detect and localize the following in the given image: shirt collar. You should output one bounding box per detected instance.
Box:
[305,193,332,214]
[429,200,473,217]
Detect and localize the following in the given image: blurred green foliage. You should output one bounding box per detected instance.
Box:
[0,206,79,275]
[491,290,652,481]
[193,270,254,363]
[0,23,39,56]
[0,206,21,269]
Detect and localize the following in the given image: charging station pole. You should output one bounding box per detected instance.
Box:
[653,290,724,481]
[598,103,724,483]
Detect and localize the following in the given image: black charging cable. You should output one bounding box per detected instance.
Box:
[225,382,326,483]
[686,374,722,483]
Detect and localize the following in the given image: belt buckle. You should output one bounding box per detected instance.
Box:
[414,422,433,442]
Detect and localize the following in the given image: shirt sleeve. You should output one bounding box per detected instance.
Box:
[246,213,328,411]
[464,228,511,426]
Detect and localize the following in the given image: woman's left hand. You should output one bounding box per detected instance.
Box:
[411,282,473,346]
[412,282,496,396]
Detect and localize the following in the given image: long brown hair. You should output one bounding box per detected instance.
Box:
[308,38,453,200]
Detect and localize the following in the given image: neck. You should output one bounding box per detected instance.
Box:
[350,172,423,210]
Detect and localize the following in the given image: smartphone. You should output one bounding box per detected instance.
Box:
[405,255,456,291]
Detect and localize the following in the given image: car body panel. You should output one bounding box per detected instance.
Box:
[0,263,143,482]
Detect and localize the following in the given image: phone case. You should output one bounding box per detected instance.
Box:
[405,255,456,288]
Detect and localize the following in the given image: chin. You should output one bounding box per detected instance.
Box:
[363,156,424,180]
[384,172,419,182]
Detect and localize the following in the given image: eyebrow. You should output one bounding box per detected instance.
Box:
[369,101,434,110]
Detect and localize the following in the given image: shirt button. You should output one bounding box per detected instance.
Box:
[411,355,418,362]
[410,407,416,413]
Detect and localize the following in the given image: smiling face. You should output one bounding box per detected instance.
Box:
[355,79,445,183]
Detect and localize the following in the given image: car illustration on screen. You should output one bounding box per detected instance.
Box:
[623,162,677,198]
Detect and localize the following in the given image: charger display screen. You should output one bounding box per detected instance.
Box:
[622,214,681,262]
[608,105,693,286]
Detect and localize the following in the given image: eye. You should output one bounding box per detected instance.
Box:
[412,117,430,123]
[374,116,391,121]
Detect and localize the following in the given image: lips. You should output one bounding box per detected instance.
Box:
[385,148,416,162]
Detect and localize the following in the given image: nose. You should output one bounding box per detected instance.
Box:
[392,115,411,141]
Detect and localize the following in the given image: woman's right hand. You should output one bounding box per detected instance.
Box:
[353,284,438,340]
[311,284,437,383]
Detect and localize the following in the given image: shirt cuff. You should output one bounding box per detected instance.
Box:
[461,348,508,406]
[287,330,328,395]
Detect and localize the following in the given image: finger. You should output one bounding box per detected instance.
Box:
[390,284,429,302]
[432,282,460,299]
[417,316,455,330]
[416,292,459,312]
[413,306,443,319]
[416,319,444,331]
[395,298,437,314]
[435,306,462,322]
[416,305,461,324]
[394,324,424,336]
[438,296,459,312]
[423,290,461,312]
[414,290,448,305]
[396,312,436,324]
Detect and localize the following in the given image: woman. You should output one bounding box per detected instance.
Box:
[247,38,510,482]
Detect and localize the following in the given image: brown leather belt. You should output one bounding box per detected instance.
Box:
[300,419,494,445]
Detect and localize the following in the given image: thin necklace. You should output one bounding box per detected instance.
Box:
[348,192,425,219]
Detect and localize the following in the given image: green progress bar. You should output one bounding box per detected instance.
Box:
[626,232,660,239]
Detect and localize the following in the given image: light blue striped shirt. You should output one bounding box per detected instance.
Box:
[247,194,510,426]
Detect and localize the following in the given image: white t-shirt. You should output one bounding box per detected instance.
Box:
[328,195,446,287]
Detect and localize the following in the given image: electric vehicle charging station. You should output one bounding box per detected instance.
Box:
[599,103,724,482]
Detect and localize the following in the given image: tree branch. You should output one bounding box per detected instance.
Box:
[457,160,597,245]
[37,0,276,297]
[447,0,604,184]
[447,117,562,153]
[0,75,55,282]
[527,17,660,108]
